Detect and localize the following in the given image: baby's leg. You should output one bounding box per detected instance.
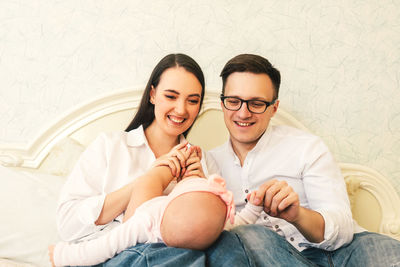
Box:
[52,208,155,267]
[124,166,175,222]
[160,191,227,250]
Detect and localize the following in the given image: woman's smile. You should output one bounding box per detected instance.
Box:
[168,115,186,124]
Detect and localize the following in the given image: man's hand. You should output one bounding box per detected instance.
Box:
[253,179,300,223]
[252,179,325,242]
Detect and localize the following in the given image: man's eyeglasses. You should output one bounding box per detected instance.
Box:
[220,95,276,114]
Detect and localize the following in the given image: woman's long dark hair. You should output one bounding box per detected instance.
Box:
[125,54,205,137]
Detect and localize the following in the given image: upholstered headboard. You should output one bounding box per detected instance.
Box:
[1,89,399,241]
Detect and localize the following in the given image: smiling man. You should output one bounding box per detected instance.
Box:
[207,54,400,266]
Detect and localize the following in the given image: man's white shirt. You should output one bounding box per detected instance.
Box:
[207,125,363,251]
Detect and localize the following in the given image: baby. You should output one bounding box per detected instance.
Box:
[49,147,262,266]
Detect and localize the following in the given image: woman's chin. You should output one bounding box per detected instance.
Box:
[165,126,189,137]
[165,122,192,135]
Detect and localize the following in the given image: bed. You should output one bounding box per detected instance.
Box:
[1,90,399,267]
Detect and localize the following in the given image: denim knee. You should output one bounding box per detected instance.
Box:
[206,230,255,267]
[232,224,286,247]
[332,232,400,267]
[231,225,316,267]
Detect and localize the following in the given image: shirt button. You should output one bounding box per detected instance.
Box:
[275,225,279,229]
[245,189,249,193]
[264,216,268,220]
[290,237,294,242]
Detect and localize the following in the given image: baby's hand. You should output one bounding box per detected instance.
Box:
[247,191,263,206]
[181,145,205,179]
[48,245,55,267]
[151,142,190,178]
[186,144,202,160]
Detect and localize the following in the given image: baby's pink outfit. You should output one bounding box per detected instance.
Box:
[53,175,239,266]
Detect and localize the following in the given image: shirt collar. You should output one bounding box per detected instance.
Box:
[226,139,241,166]
[126,125,147,147]
[251,124,273,153]
[126,125,187,147]
[227,124,274,161]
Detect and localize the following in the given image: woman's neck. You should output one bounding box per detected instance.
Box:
[145,123,180,158]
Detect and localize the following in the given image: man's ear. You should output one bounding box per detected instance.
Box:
[150,85,156,104]
[272,100,279,115]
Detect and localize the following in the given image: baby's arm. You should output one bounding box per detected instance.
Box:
[225,191,263,230]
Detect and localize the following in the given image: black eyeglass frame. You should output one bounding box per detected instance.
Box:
[220,94,276,114]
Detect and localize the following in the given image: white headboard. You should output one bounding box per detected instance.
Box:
[0,89,399,240]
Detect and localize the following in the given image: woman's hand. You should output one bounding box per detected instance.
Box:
[181,145,205,179]
[151,142,190,178]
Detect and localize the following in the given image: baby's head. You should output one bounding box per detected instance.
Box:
[160,176,234,250]
[161,191,227,250]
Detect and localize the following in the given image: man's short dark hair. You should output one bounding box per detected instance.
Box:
[220,54,281,99]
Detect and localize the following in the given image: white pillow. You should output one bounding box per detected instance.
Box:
[0,166,65,267]
[40,137,85,176]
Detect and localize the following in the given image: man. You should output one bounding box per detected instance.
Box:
[207,54,400,266]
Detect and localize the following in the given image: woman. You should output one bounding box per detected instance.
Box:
[56,54,253,267]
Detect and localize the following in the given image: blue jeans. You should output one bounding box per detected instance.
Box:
[301,231,400,267]
[232,224,400,267]
[232,225,316,267]
[97,230,255,267]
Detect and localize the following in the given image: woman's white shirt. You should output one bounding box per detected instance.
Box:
[56,125,207,242]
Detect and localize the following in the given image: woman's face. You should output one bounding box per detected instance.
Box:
[150,66,202,138]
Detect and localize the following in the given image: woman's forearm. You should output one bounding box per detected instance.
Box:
[96,166,174,225]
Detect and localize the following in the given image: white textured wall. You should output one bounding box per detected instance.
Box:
[1,1,399,194]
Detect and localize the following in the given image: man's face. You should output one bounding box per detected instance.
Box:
[222,72,279,151]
